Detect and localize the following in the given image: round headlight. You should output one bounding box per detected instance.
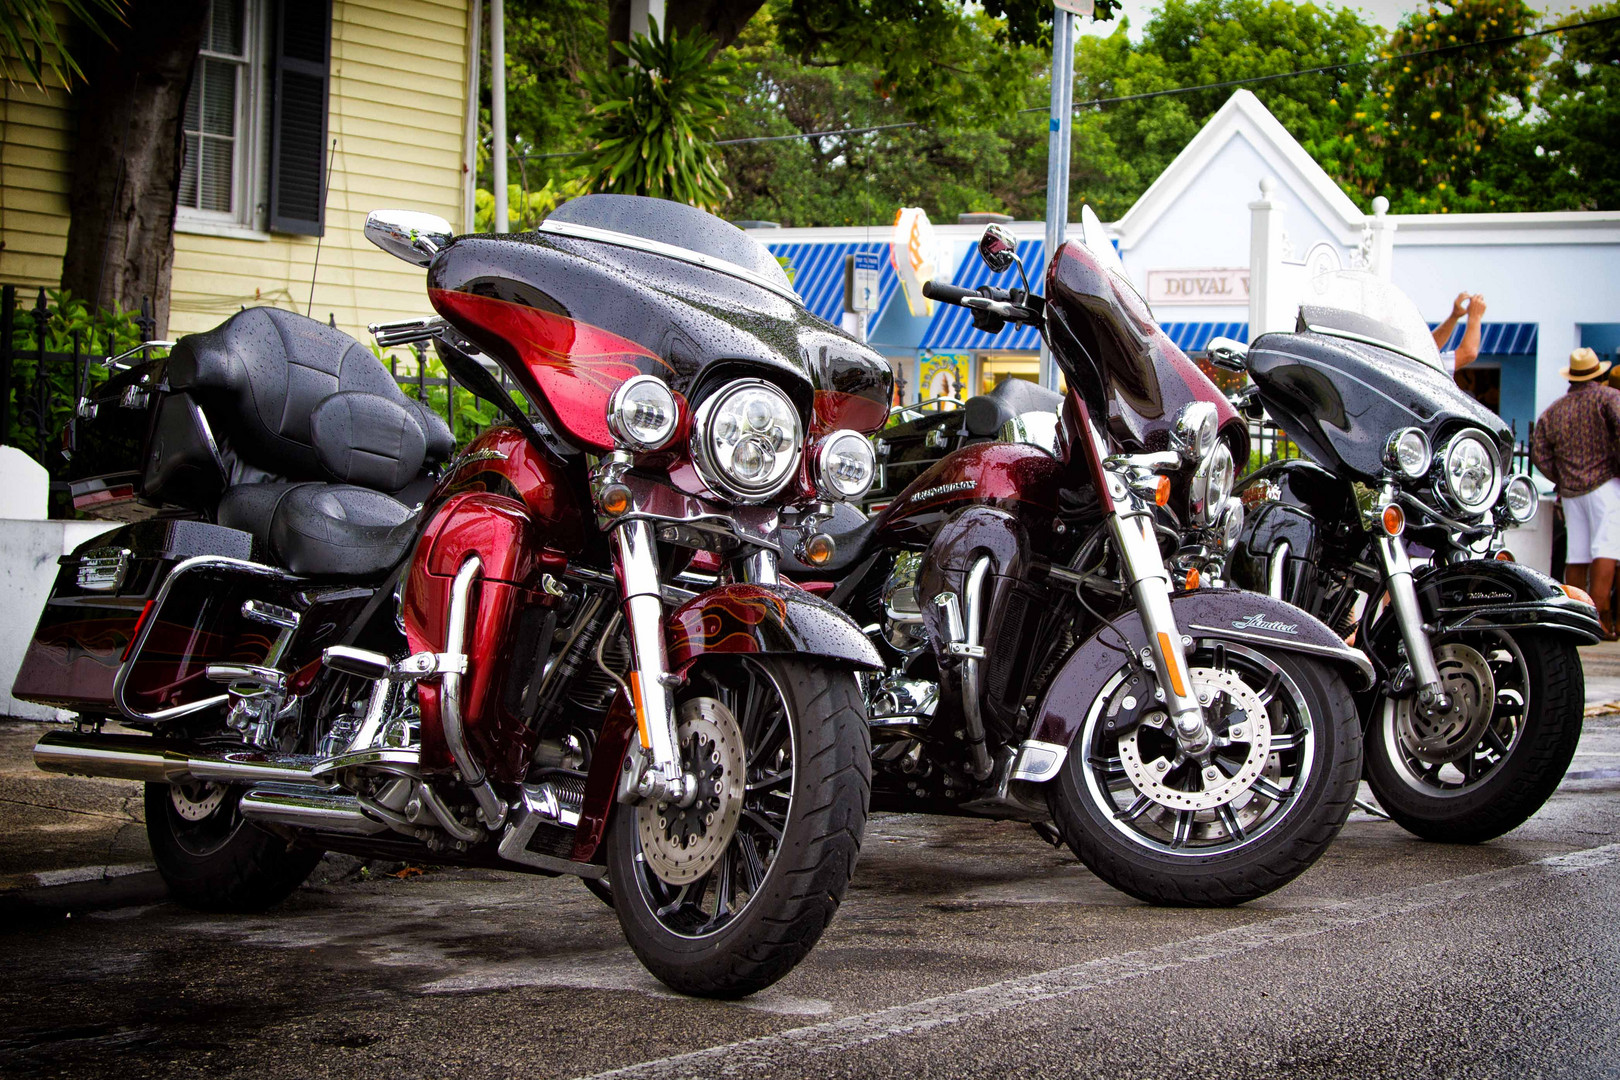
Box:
[1190,440,1235,526]
[606,375,679,451]
[1384,428,1431,479]
[1502,474,1538,524]
[1173,401,1219,462]
[1438,430,1502,516]
[815,430,877,502]
[691,379,802,504]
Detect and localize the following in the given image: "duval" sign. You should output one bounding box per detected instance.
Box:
[1146,268,1250,306]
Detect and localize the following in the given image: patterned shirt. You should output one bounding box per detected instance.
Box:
[1531,382,1620,498]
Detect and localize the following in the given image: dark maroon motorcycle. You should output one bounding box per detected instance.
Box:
[784,221,1373,906]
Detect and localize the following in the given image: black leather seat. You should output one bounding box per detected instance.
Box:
[218,483,417,578]
[964,377,1065,437]
[165,308,452,579]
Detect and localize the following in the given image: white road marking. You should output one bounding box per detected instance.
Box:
[575,842,1620,1080]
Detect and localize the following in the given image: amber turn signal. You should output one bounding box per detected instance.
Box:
[1495,549,1515,562]
[599,483,632,516]
[1154,475,1171,507]
[1184,567,1201,590]
[800,532,836,567]
[1380,503,1404,536]
[1562,583,1596,607]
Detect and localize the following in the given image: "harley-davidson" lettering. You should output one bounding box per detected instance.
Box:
[1231,612,1300,634]
[909,480,976,503]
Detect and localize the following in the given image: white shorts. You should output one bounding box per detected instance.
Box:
[1564,477,1620,563]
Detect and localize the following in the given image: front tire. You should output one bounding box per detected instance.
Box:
[1364,629,1582,843]
[145,781,322,913]
[606,657,870,998]
[1049,645,1361,906]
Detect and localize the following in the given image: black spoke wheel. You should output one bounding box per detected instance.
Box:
[145,781,322,913]
[1049,644,1361,906]
[606,656,869,998]
[1365,628,1582,843]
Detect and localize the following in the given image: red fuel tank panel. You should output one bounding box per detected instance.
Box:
[875,442,1065,549]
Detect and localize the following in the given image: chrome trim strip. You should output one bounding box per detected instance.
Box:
[1186,624,1376,687]
[536,219,802,304]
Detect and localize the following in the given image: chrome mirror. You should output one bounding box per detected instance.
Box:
[978,224,1018,274]
[977,223,1031,293]
[364,209,454,267]
[1206,336,1249,372]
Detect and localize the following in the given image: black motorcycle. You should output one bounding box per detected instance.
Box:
[1218,271,1601,842]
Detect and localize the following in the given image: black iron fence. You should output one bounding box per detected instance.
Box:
[1,284,507,483]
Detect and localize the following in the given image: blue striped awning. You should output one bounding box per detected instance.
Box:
[919,241,1048,351]
[1162,322,1250,352]
[768,242,901,325]
[1431,322,1539,356]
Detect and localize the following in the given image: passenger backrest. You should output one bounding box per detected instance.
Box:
[166,307,454,487]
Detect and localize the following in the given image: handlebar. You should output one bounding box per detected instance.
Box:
[921,280,1039,325]
[922,280,977,305]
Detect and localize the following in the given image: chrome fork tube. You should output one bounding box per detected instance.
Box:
[1376,532,1450,711]
[612,518,689,804]
[1111,506,1211,754]
[741,548,780,585]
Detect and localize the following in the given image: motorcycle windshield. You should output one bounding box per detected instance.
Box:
[426,195,892,451]
[1296,271,1444,368]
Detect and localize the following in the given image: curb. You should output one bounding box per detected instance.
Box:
[0,863,168,918]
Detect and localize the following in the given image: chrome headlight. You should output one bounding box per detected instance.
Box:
[691,379,802,504]
[814,429,877,502]
[1173,401,1220,463]
[1436,429,1502,517]
[1384,428,1431,480]
[606,374,680,451]
[1502,474,1538,524]
[1190,440,1235,526]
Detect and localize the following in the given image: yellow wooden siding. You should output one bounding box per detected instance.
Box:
[0,0,470,345]
[0,76,75,291]
[170,0,471,342]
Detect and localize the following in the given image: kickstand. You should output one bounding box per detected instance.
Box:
[1355,797,1391,820]
[1031,821,1064,847]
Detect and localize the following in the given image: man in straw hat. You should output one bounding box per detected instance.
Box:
[1532,347,1620,638]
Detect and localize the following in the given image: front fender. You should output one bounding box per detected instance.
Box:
[1365,560,1601,664]
[666,583,883,672]
[1019,588,1372,782]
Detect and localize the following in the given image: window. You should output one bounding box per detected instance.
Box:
[177,0,264,231]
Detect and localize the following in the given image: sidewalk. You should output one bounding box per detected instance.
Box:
[1580,639,1620,715]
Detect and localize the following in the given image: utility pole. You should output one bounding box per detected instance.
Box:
[1040,3,1084,389]
[490,0,508,233]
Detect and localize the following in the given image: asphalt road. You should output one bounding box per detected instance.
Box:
[3,707,1620,1080]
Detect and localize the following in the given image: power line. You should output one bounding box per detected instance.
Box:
[505,12,1620,164]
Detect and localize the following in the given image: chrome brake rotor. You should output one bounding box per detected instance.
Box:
[1395,643,1496,765]
[171,781,226,822]
[1118,667,1273,812]
[636,698,746,886]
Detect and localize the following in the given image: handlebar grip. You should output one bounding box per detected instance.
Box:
[922,280,975,306]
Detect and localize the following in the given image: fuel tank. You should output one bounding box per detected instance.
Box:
[429,426,589,556]
[874,442,1064,550]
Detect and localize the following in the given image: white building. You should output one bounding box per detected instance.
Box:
[747,89,1620,446]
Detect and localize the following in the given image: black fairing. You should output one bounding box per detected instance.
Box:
[426,194,892,417]
[1247,330,1511,481]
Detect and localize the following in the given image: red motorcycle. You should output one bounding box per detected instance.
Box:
[19,195,891,998]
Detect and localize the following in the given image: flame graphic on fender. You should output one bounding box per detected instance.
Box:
[667,587,791,668]
[430,288,676,450]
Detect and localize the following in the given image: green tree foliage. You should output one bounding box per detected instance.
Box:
[1488,2,1620,211]
[720,3,1051,225]
[1324,0,1546,211]
[577,20,738,210]
[0,0,124,88]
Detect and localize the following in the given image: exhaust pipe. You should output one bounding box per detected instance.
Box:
[34,731,320,786]
[239,784,389,835]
